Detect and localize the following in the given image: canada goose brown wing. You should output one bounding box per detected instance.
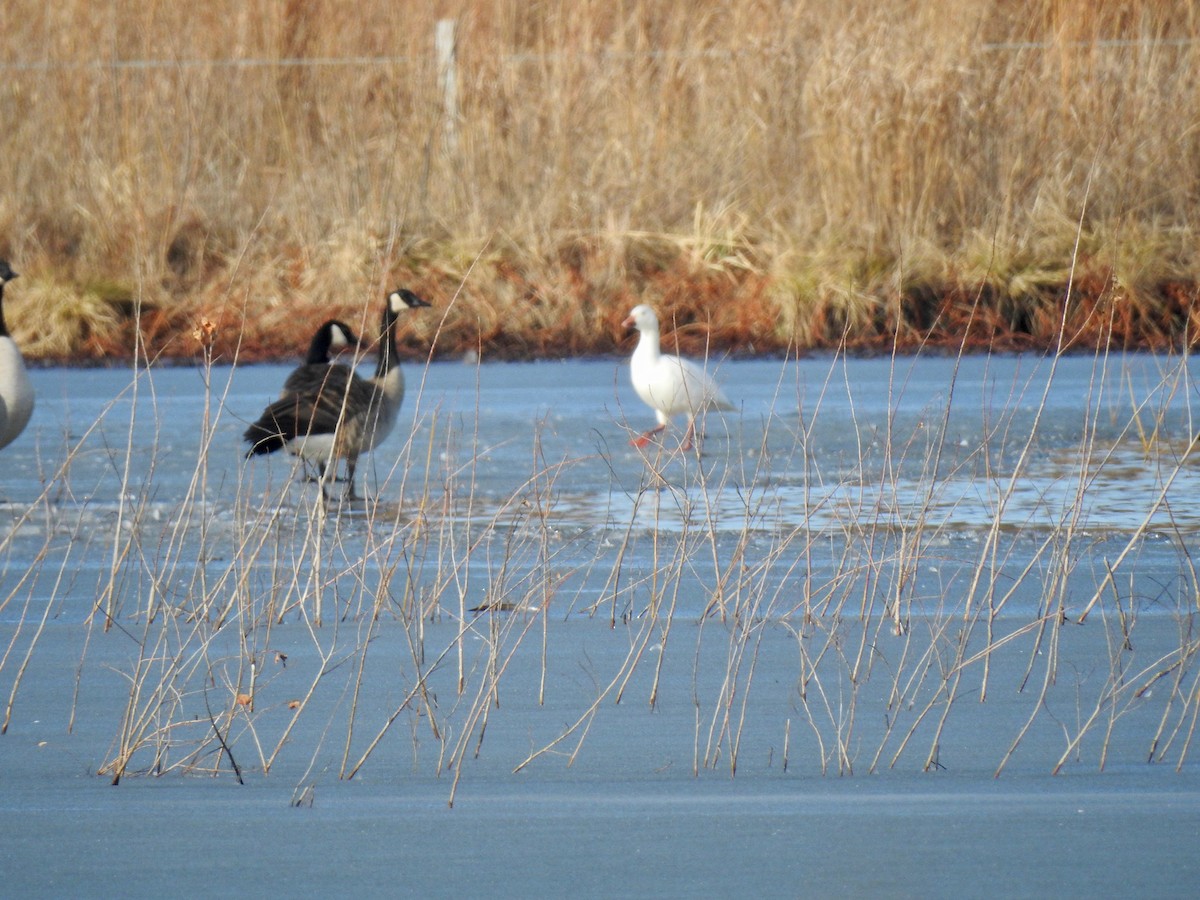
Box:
[244,364,374,454]
[283,362,353,398]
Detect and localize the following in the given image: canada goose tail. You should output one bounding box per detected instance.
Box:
[243,420,287,457]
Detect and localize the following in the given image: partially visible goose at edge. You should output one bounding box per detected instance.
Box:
[623,303,733,452]
[243,290,431,499]
[0,260,34,451]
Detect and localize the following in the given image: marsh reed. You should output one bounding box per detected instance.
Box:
[1,1,1200,801]
[0,305,1197,796]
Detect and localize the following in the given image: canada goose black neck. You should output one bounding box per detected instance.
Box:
[375,289,430,380]
[306,320,357,366]
[375,306,399,381]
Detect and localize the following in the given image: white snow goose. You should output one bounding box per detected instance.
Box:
[244,289,431,498]
[623,304,733,452]
[0,260,34,451]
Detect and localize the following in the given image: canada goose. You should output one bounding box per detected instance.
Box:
[623,304,733,452]
[274,319,359,483]
[0,260,34,451]
[244,290,431,498]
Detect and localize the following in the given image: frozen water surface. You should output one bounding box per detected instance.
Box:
[2,352,1200,896]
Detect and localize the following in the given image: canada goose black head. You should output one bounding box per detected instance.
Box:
[372,289,430,379]
[387,289,432,318]
[305,319,359,365]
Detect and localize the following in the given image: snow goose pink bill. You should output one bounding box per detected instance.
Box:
[623,304,733,452]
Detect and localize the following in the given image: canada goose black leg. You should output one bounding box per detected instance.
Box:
[340,456,358,500]
[303,460,347,484]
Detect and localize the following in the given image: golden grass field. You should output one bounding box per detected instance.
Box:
[2,0,1199,361]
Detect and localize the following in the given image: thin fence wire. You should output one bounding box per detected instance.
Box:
[0,37,1195,73]
[0,56,420,73]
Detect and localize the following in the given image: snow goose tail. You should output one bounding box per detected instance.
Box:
[0,260,34,451]
[244,289,430,499]
[623,304,733,452]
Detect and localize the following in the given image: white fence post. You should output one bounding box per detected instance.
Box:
[436,19,458,153]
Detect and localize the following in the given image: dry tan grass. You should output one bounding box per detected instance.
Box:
[1,1,1199,359]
